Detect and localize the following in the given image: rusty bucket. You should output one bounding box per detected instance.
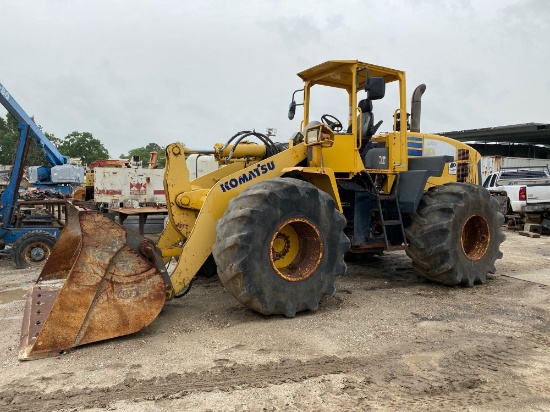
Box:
[19,203,170,360]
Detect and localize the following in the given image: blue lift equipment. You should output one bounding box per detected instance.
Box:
[0,82,83,267]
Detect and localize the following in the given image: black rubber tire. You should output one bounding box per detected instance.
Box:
[505,197,514,215]
[405,183,505,286]
[11,230,57,269]
[212,178,350,317]
[199,254,217,278]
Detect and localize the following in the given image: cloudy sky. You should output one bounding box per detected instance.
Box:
[1,0,548,158]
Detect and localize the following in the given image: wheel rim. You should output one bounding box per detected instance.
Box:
[270,218,323,282]
[23,242,52,266]
[461,214,490,261]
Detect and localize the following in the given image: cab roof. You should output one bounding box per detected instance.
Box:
[297,60,403,89]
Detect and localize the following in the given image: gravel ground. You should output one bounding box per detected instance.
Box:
[0,229,549,411]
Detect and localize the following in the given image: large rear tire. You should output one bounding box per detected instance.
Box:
[405,183,505,286]
[212,178,350,317]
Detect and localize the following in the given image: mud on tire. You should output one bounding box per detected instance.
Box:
[405,182,505,286]
[212,178,350,317]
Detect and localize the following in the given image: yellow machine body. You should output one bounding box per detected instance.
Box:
[142,61,481,297]
[18,60,487,360]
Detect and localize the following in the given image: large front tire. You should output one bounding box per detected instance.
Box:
[405,183,505,286]
[212,178,350,317]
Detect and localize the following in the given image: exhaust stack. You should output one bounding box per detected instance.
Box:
[410,84,426,133]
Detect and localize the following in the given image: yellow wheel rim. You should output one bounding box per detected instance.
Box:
[461,214,490,261]
[270,218,323,282]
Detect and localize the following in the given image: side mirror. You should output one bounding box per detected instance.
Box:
[365,77,386,100]
[288,100,297,120]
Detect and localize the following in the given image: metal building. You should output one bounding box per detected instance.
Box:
[439,123,550,159]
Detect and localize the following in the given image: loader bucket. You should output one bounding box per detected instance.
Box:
[19,203,170,360]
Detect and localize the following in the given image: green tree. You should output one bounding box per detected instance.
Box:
[0,112,19,165]
[56,131,109,165]
[0,112,50,166]
[0,113,109,167]
[120,142,166,168]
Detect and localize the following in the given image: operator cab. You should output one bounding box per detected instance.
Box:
[287,61,386,150]
[287,60,406,175]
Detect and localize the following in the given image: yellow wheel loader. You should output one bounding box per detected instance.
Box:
[19,60,505,360]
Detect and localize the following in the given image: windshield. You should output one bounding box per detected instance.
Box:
[307,85,350,132]
[500,170,549,179]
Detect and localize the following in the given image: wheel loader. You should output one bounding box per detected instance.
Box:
[18,60,505,360]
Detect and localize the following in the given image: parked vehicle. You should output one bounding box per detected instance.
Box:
[186,154,219,181]
[481,156,549,182]
[483,166,550,213]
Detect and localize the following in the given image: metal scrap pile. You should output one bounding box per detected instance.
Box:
[20,188,66,201]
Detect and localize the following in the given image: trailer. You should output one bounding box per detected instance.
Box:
[93,167,166,205]
[186,154,219,181]
[91,155,219,206]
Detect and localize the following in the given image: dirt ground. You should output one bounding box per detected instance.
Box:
[0,229,549,412]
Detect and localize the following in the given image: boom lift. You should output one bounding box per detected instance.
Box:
[18,60,505,360]
[0,83,84,268]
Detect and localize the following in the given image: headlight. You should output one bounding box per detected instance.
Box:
[305,128,320,144]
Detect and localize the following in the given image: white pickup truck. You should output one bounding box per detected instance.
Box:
[483,167,550,214]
